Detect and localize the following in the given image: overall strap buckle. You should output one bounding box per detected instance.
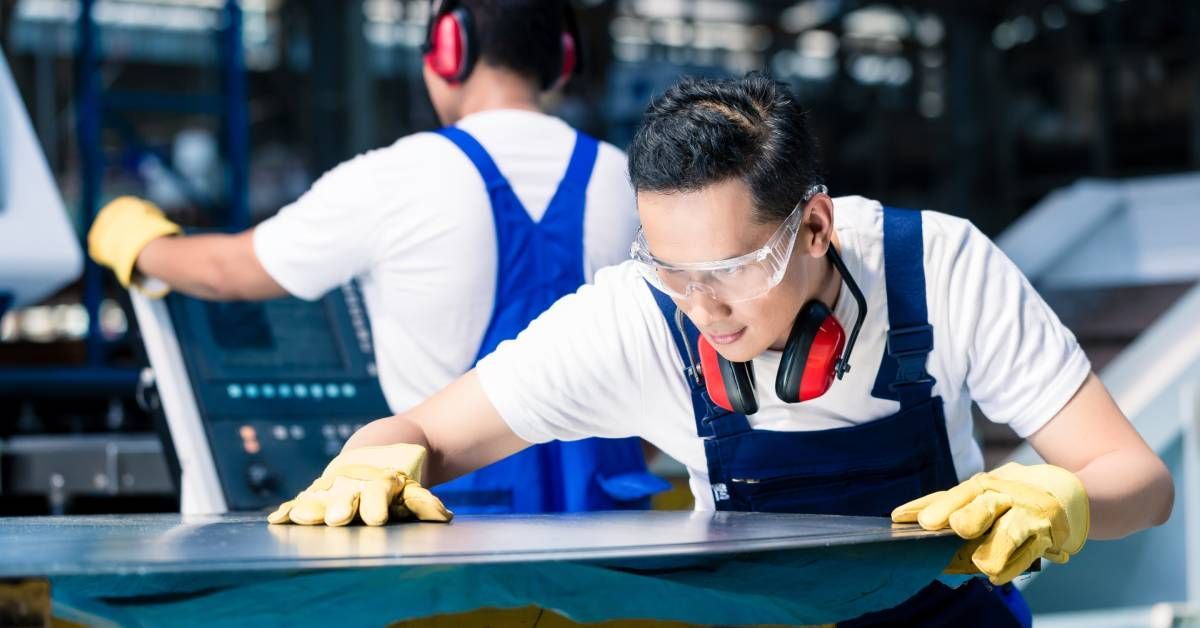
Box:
[887,324,936,390]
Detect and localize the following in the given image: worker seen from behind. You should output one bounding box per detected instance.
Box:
[87,0,665,516]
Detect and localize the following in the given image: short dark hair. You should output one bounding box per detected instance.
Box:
[463,0,568,89]
[627,73,822,223]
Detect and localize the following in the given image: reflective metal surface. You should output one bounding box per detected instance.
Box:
[0,510,950,577]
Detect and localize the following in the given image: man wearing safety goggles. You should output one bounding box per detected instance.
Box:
[271,73,1172,626]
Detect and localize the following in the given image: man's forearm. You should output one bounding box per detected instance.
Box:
[136,231,286,300]
[1077,446,1174,539]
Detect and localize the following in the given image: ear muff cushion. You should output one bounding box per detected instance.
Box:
[425,9,473,83]
[720,357,758,415]
[698,336,758,415]
[776,300,846,403]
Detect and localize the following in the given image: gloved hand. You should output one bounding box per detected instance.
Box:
[891,462,1089,584]
[267,443,453,526]
[87,196,181,297]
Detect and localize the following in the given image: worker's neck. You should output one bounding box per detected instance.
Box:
[457,66,541,119]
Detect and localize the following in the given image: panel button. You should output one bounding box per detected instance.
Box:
[246,463,276,493]
[227,384,242,398]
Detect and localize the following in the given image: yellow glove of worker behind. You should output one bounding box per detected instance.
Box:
[891,462,1089,585]
[87,196,181,297]
[267,443,453,526]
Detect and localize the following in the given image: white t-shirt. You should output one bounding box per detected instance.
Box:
[476,196,1093,510]
[253,109,639,412]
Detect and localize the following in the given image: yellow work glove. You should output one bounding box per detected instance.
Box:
[891,462,1089,585]
[267,443,453,526]
[87,196,181,297]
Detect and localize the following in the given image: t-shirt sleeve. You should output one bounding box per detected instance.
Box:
[937,217,1092,437]
[252,153,390,301]
[474,264,649,444]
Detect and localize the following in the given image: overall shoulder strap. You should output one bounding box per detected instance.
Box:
[871,206,936,408]
[434,127,509,191]
[560,132,600,192]
[542,131,599,222]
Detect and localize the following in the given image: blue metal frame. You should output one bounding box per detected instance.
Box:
[76,0,105,366]
[221,1,250,232]
[25,0,250,395]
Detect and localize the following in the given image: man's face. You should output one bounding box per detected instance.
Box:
[637,178,829,362]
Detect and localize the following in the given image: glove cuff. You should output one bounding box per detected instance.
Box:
[993,462,1090,555]
[326,443,429,484]
[112,218,181,288]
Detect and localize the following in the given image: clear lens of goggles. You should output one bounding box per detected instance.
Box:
[631,200,805,303]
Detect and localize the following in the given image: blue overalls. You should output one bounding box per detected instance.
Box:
[431,126,667,514]
[651,207,1032,626]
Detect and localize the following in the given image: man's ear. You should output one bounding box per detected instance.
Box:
[801,195,835,258]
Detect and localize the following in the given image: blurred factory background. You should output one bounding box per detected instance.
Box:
[1,0,1199,623]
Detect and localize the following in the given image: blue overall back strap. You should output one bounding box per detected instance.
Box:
[548,132,599,202]
[434,127,507,191]
[646,282,752,438]
[871,206,936,408]
[538,132,595,263]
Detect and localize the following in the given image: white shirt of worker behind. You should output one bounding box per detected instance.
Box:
[84,0,639,415]
[253,111,636,411]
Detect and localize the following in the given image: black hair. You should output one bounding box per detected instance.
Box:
[460,0,568,89]
[627,72,823,223]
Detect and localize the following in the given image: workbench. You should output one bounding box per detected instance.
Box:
[0,510,960,626]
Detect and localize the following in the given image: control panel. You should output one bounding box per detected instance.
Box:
[133,284,392,513]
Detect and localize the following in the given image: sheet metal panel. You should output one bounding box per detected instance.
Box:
[0,511,949,577]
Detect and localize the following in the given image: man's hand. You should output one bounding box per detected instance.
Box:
[892,462,1089,584]
[268,444,453,526]
[87,196,181,297]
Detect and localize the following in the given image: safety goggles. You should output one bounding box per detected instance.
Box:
[631,185,828,303]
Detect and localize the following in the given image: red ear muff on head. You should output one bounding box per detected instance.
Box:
[698,336,758,415]
[424,8,475,83]
[776,300,847,403]
[551,32,577,89]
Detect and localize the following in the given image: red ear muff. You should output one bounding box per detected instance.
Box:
[551,32,577,89]
[698,336,758,415]
[424,8,474,83]
[776,300,847,403]
[694,300,846,415]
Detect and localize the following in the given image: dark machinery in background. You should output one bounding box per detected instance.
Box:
[131,283,389,513]
[1,0,1198,515]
